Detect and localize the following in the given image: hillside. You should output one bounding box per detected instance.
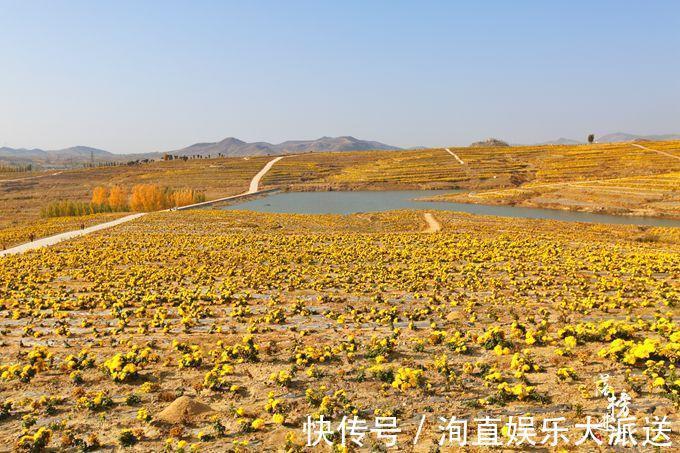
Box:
[537,138,584,145]
[0,136,402,166]
[2,140,680,243]
[0,146,116,165]
[5,133,680,166]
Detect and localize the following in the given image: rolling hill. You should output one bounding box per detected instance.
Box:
[597,132,680,143]
[3,132,679,167]
[537,133,680,145]
[0,146,115,165]
[0,136,402,166]
[167,136,402,157]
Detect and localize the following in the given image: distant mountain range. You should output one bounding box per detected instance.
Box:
[0,146,120,165]
[2,132,679,167]
[536,138,584,145]
[0,136,401,167]
[168,136,401,157]
[538,132,680,145]
[597,132,680,142]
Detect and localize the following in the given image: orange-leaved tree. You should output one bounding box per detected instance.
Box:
[169,188,205,207]
[130,184,167,211]
[91,186,109,207]
[108,185,128,211]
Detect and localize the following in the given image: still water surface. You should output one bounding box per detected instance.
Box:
[216,190,680,228]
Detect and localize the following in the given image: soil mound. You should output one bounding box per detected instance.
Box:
[470,138,509,147]
[155,396,214,424]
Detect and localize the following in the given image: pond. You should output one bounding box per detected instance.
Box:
[215,190,680,228]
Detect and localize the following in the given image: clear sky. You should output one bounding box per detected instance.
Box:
[1,0,678,153]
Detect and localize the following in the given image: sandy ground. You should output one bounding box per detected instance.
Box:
[422,213,441,232]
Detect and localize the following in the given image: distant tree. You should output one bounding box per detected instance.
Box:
[587,134,595,144]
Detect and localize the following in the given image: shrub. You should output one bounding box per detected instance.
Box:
[40,200,109,218]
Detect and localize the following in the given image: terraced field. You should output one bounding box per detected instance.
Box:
[433,169,680,218]
[0,210,677,450]
[4,140,680,254]
[262,148,512,190]
[426,141,680,218]
[263,141,680,192]
[635,141,680,159]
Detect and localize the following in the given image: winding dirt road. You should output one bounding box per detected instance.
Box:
[0,156,285,256]
[0,213,146,257]
[249,156,285,193]
[174,155,286,210]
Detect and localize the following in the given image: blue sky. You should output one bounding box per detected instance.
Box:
[1,1,678,153]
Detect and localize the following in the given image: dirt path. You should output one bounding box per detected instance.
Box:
[0,156,286,256]
[249,156,285,193]
[631,143,680,161]
[174,155,286,210]
[0,171,63,184]
[422,213,441,232]
[445,148,465,164]
[0,213,146,257]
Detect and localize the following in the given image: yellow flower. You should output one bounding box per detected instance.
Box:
[564,336,577,349]
[251,418,265,430]
[652,377,665,387]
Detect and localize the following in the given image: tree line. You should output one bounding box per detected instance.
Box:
[41,184,206,217]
